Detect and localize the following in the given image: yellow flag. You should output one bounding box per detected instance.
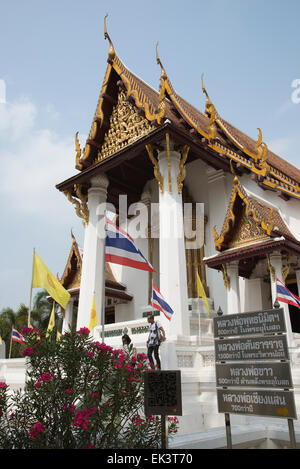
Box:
[89,295,98,331]
[197,272,210,315]
[32,251,70,309]
[46,303,56,337]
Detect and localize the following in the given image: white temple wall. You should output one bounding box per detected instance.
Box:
[240,278,265,312]
[110,158,300,323]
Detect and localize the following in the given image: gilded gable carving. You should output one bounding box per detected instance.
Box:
[228,207,268,248]
[97,90,155,162]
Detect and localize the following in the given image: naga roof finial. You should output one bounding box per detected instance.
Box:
[201,73,217,140]
[156,42,167,80]
[155,42,167,120]
[104,13,116,61]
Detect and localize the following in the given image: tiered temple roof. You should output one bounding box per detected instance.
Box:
[56,16,300,207]
[204,176,300,277]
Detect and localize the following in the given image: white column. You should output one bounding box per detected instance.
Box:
[157,145,190,338]
[206,168,228,315]
[62,297,74,333]
[269,253,295,347]
[226,261,241,314]
[77,173,109,330]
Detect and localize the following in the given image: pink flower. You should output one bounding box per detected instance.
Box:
[76,327,90,337]
[65,388,73,394]
[137,353,148,360]
[29,422,45,439]
[69,404,75,412]
[22,347,34,357]
[87,443,93,449]
[34,373,54,388]
[0,382,7,389]
[22,327,41,336]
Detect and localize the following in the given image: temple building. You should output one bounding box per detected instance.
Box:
[2,18,300,447]
[54,20,300,443]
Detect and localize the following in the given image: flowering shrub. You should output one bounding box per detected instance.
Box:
[0,328,179,449]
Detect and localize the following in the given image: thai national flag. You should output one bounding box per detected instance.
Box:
[105,219,155,272]
[150,283,174,320]
[11,328,26,344]
[276,278,300,309]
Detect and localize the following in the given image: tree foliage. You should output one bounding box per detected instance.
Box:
[0,290,53,358]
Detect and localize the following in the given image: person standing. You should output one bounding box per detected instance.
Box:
[122,334,137,358]
[146,314,166,370]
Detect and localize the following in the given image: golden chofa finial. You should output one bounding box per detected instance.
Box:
[156,42,167,80]
[155,42,167,120]
[201,73,215,112]
[201,73,217,140]
[201,73,209,100]
[104,13,115,61]
[75,131,83,170]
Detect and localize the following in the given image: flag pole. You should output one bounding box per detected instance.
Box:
[9,327,13,359]
[28,248,35,327]
[196,268,200,341]
[101,221,106,344]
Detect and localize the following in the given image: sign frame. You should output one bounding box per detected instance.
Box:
[213,308,286,338]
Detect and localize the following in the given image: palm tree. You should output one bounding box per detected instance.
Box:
[31,289,53,330]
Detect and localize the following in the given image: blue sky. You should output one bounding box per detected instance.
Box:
[0,0,299,311]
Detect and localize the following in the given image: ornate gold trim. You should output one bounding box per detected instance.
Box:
[145,144,164,193]
[63,185,89,226]
[177,145,190,194]
[213,176,275,251]
[166,133,172,193]
[163,73,299,200]
[60,230,82,287]
[282,254,291,283]
[201,74,217,141]
[112,56,166,125]
[75,132,83,170]
[104,14,116,61]
[266,254,276,282]
[221,264,231,290]
[97,89,155,161]
[261,207,275,236]
[156,42,167,121]
[74,32,300,201]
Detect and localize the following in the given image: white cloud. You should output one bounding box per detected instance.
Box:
[0,95,85,311]
[0,96,36,141]
[0,97,78,219]
[0,79,6,104]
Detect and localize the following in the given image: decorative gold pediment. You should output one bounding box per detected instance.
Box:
[97,89,155,162]
[228,206,268,249]
[214,177,276,251]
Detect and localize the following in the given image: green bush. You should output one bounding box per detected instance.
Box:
[0,327,178,449]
